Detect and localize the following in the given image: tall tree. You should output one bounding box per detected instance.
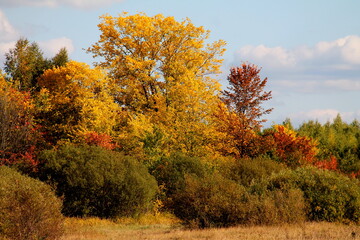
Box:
[88,13,226,158]
[51,47,69,68]
[222,63,273,128]
[87,12,225,113]
[215,63,273,158]
[4,38,46,91]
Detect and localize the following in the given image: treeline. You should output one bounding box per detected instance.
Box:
[1,12,360,239]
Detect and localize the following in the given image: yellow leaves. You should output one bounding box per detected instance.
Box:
[88,12,226,115]
[39,61,111,102]
[37,61,120,142]
[87,12,227,158]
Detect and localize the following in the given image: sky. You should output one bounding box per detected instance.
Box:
[0,0,360,127]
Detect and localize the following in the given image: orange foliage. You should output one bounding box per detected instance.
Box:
[214,103,273,158]
[314,155,338,171]
[0,85,40,169]
[270,125,319,167]
[83,132,117,150]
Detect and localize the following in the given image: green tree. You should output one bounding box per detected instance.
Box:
[298,115,360,174]
[4,38,70,92]
[51,47,69,67]
[4,38,46,91]
[39,144,157,218]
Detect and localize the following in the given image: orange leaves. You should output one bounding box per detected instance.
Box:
[314,155,338,171]
[270,125,319,167]
[83,132,117,150]
[214,102,262,158]
[0,85,40,169]
[215,63,273,159]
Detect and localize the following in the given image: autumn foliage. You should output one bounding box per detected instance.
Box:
[0,82,40,169]
[2,13,360,231]
[222,63,272,128]
[269,125,319,167]
[215,63,273,158]
[83,131,117,150]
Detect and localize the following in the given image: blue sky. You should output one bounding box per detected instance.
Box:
[1,0,360,127]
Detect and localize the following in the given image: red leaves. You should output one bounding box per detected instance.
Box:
[222,63,272,128]
[83,132,117,150]
[314,155,338,171]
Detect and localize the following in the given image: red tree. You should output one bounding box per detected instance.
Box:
[222,63,273,128]
[216,63,273,158]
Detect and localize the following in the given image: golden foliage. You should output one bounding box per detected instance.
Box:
[37,61,120,143]
[88,13,226,159]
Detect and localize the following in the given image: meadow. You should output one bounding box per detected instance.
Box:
[62,217,360,240]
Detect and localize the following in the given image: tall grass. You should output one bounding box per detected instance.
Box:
[62,217,360,240]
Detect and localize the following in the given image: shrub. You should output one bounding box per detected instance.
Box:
[0,166,64,240]
[39,144,158,218]
[220,155,284,187]
[252,188,306,225]
[268,167,360,222]
[170,171,305,228]
[150,153,207,198]
[171,172,250,228]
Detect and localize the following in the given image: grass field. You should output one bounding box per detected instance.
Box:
[61,215,360,240]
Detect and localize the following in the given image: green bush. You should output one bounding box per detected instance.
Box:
[39,144,158,218]
[170,171,305,228]
[171,172,250,228]
[150,153,207,198]
[220,155,284,187]
[252,188,306,225]
[0,166,64,240]
[268,167,360,222]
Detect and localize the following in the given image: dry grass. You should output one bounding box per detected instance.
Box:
[61,215,360,240]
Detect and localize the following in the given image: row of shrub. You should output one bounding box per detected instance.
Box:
[152,155,360,227]
[2,144,360,239]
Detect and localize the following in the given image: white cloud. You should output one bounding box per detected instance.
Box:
[237,45,296,69]
[0,0,57,7]
[0,10,19,41]
[39,37,74,57]
[236,35,360,93]
[324,79,360,91]
[0,0,124,8]
[237,35,360,70]
[288,109,360,125]
[0,10,75,67]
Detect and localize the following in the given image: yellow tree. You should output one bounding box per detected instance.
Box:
[88,13,226,159]
[36,61,120,144]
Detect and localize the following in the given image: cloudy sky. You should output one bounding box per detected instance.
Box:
[1,0,360,127]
